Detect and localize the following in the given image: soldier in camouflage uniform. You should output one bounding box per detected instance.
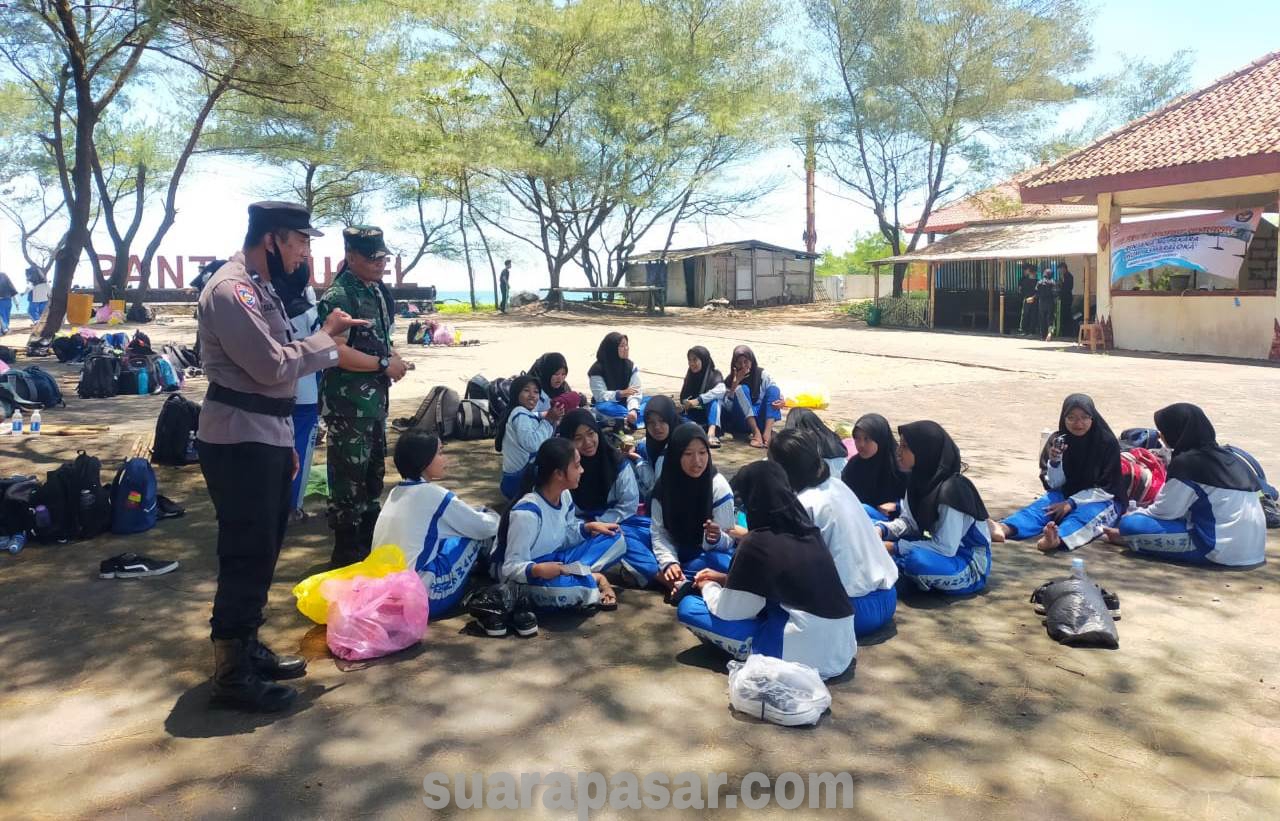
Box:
[316,226,408,567]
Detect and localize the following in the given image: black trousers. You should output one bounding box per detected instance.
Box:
[499,285,509,313]
[198,440,293,640]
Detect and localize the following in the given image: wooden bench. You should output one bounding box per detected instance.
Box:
[545,286,666,315]
[1078,322,1106,352]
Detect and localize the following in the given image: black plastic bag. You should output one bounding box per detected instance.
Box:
[1038,578,1119,649]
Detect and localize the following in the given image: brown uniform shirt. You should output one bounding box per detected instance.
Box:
[197,251,338,447]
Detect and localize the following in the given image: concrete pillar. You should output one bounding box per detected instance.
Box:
[1095,192,1120,321]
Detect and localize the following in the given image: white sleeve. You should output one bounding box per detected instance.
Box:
[588,374,615,404]
[441,495,500,540]
[1134,478,1196,521]
[702,583,766,621]
[1045,460,1066,490]
[501,510,539,582]
[698,381,726,405]
[649,498,679,568]
[709,479,737,552]
[634,457,656,498]
[627,367,642,411]
[882,499,917,539]
[601,465,640,523]
[510,412,553,453]
[897,505,972,558]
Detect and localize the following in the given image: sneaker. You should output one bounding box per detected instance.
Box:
[476,613,508,637]
[99,553,179,579]
[509,609,538,637]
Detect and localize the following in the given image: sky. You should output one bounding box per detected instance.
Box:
[2,0,1278,295]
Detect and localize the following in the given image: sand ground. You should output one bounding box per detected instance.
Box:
[1,304,1278,820]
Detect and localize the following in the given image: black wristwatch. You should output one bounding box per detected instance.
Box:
[377,356,390,373]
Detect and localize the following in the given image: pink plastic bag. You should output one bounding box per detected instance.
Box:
[431,323,455,346]
[322,570,429,660]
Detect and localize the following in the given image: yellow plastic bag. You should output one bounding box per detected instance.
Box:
[292,544,406,624]
[834,421,854,440]
[782,383,829,410]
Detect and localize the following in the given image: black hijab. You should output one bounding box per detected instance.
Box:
[729,344,762,400]
[643,394,679,465]
[1154,403,1258,492]
[587,331,632,390]
[841,413,907,508]
[1048,394,1127,504]
[557,409,620,513]
[898,420,988,533]
[680,346,723,402]
[273,261,314,319]
[653,422,718,561]
[726,462,852,621]
[784,408,846,460]
[529,352,570,398]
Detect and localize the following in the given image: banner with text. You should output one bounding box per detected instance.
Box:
[1110,209,1261,284]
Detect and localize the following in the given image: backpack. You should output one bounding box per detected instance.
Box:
[488,377,515,453]
[162,343,199,370]
[51,335,87,362]
[125,304,153,323]
[152,394,201,466]
[391,385,460,438]
[1119,447,1167,508]
[455,399,495,440]
[78,352,121,398]
[0,475,38,538]
[110,458,158,534]
[0,345,14,365]
[153,355,181,392]
[127,330,153,355]
[19,365,64,407]
[124,353,161,394]
[0,368,40,406]
[407,319,423,345]
[105,332,129,350]
[34,451,112,542]
[465,373,490,401]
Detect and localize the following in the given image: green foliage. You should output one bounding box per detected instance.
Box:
[435,301,496,314]
[816,232,892,276]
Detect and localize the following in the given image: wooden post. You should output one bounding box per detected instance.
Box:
[1096,192,1119,322]
[873,264,881,301]
[999,292,1006,335]
[1083,254,1093,325]
[987,258,997,331]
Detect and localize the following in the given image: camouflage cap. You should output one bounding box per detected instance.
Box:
[343,225,391,259]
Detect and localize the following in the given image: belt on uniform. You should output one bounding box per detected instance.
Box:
[207,383,296,417]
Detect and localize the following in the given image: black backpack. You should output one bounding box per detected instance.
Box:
[0,369,41,407]
[51,335,87,363]
[162,343,199,369]
[124,353,161,394]
[20,365,64,407]
[34,451,112,543]
[152,394,201,465]
[0,345,14,365]
[0,475,38,538]
[406,319,423,345]
[455,399,495,440]
[391,385,460,438]
[78,352,121,398]
[488,377,515,453]
[465,373,490,401]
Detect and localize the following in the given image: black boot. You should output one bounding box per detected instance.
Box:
[329,525,362,569]
[248,633,307,680]
[210,638,297,713]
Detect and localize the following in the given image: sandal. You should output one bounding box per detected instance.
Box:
[597,587,618,611]
[706,435,721,449]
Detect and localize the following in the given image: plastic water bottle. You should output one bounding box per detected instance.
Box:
[1071,557,1087,581]
[10,409,22,434]
[137,369,149,395]
[4,533,25,555]
[185,431,199,463]
[29,409,41,435]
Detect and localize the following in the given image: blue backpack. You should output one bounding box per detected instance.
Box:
[153,355,181,392]
[20,365,64,407]
[110,458,158,534]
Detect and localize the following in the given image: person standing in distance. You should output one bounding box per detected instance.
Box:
[499,259,511,314]
[317,225,408,568]
[198,201,366,712]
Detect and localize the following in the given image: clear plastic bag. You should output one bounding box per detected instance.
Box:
[727,654,832,726]
[292,544,406,624]
[323,570,429,661]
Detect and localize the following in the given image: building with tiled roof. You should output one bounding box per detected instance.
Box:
[909,178,1095,234]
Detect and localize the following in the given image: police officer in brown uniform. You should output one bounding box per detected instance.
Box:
[198,201,366,712]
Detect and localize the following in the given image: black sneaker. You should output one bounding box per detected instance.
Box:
[99,553,179,579]
[476,613,508,637]
[509,609,538,637]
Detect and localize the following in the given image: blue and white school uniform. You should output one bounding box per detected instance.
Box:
[721,371,782,436]
[494,490,627,609]
[1119,478,1266,566]
[574,462,657,586]
[288,289,320,511]
[824,455,848,477]
[677,528,856,680]
[684,382,725,429]
[651,472,736,577]
[500,408,555,499]
[633,440,665,500]
[1001,460,1122,550]
[881,496,992,595]
[799,478,899,636]
[372,480,500,617]
[590,367,649,421]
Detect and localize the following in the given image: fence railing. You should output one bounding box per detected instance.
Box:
[873,295,929,328]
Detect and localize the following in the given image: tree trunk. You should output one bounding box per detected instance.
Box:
[467,201,500,311]
[458,209,477,310]
[892,263,906,298]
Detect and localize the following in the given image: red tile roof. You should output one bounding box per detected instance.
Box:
[908,179,1094,233]
[1021,50,1280,202]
